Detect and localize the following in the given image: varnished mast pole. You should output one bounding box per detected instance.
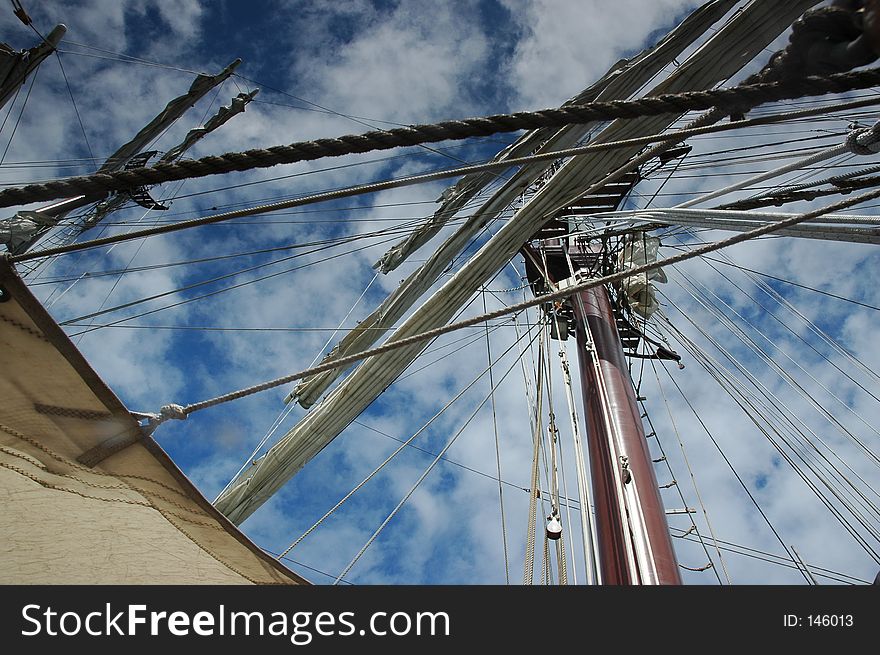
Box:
[573,285,681,585]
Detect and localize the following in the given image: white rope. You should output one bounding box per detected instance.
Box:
[676,121,880,208]
[277,343,511,560]
[647,357,732,583]
[307,270,379,369]
[332,338,528,584]
[558,344,600,585]
[523,335,545,586]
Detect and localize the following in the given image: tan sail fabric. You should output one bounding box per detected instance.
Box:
[0,259,306,584]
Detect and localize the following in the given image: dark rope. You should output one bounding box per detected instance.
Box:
[4,67,880,209]
[718,173,880,210]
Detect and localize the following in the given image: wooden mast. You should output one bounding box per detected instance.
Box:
[573,285,681,584]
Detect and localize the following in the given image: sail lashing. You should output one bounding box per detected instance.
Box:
[0,59,250,256]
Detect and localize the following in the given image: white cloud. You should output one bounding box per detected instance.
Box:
[2,0,877,589]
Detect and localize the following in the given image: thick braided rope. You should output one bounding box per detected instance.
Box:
[11,93,880,265]
[718,173,880,211]
[3,67,880,209]
[171,185,880,419]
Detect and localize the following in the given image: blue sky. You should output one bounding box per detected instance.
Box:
[2,0,880,586]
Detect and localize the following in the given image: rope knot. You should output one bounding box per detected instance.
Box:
[846,122,880,154]
[159,403,188,421]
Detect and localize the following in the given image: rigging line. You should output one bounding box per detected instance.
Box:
[666,248,880,314]
[674,144,842,171]
[57,322,515,333]
[660,277,880,523]
[64,231,406,338]
[557,342,599,585]
[72,179,191,344]
[11,78,880,219]
[523,330,545,586]
[734,261,880,390]
[351,417,583,511]
[0,62,38,165]
[219,273,380,499]
[746,161,880,197]
[309,271,379,369]
[54,51,96,169]
[658,318,880,565]
[12,97,880,266]
[232,72,420,128]
[264,549,354,586]
[332,333,531,585]
[539,316,566,585]
[676,133,845,162]
[57,40,205,76]
[755,151,859,199]
[33,215,468,285]
[164,138,510,204]
[676,126,880,209]
[658,311,880,558]
[163,185,880,421]
[667,267,880,478]
[391,265,510,383]
[690,251,880,422]
[659,298,880,537]
[0,83,22,140]
[791,546,820,586]
[673,529,870,585]
[276,325,538,560]
[397,320,512,380]
[481,287,510,585]
[58,221,422,326]
[647,357,731,583]
[668,531,863,585]
[636,394,724,585]
[216,402,298,503]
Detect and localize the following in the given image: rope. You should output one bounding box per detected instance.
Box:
[677,121,880,208]
[137,184,880,428]
[5,68,880,209]
[648,358,731,584]
[481,289,511,584]
[11,93,880,265]
[331,339,527,584]
[523,337,544,586]
[718,171,880,210]
[278,326,536,560]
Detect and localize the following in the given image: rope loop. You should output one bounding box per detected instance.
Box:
[846,121,880,154]
[752,3,880,85]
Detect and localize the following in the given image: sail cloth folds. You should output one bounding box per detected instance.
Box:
[0,259,305,584]
[604,208,880,245]
[98,59,242,173]
[0,25,66,110]
[215,0,823,525]
[618,235,667,319]
[290,0,742,408]
[1,60,243,255]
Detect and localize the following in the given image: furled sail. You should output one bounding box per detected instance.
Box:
[80,88,261,233]
[289,0,743,408]
[0,59,242,255]
[216,0,822,525]
[603,208,880,244]
[0,24,65,110]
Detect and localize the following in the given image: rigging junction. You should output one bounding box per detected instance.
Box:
[1,0,880,585]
